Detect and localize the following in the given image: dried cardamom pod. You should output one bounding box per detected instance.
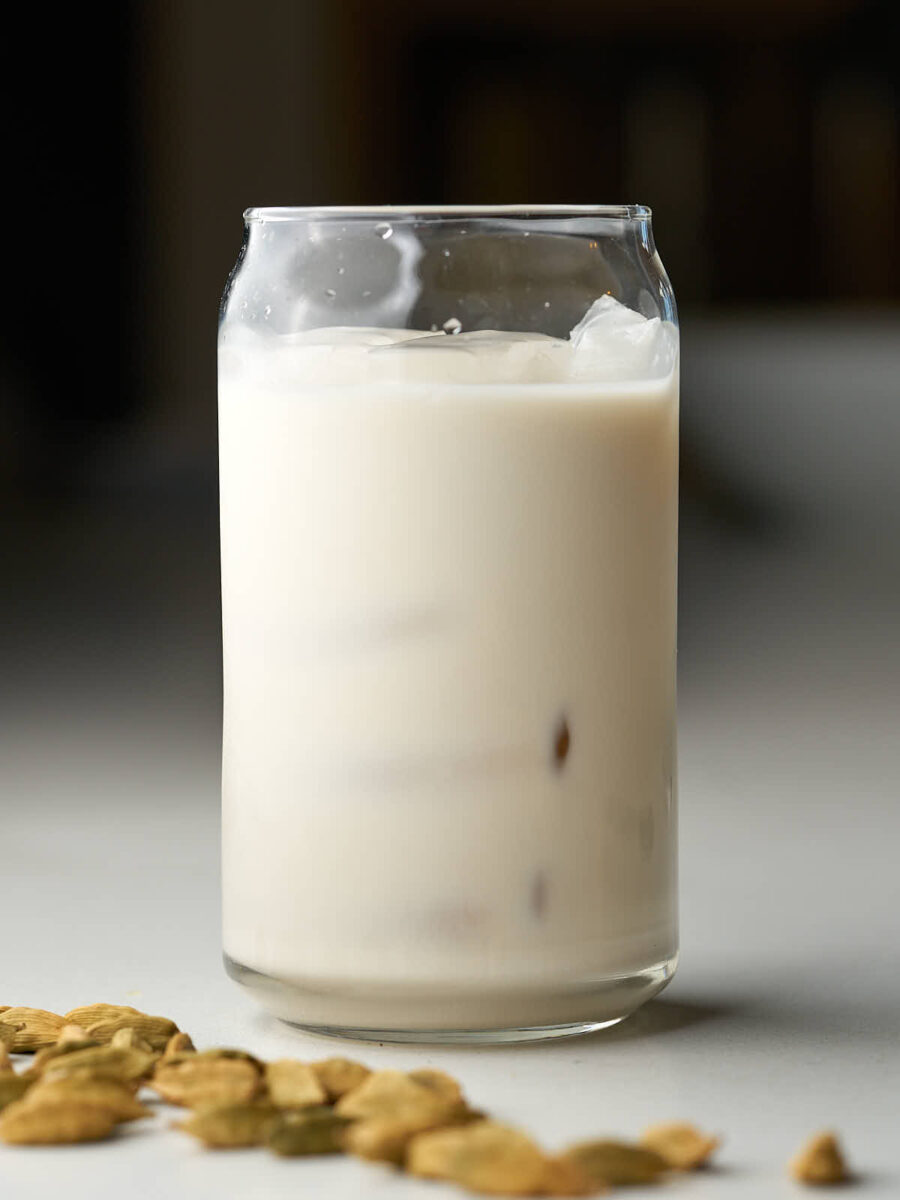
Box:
[163,1032,196,1060]
[56,1024,90,1045]
[32,1037,104,1074]
[346,1097,482,1165]
[310,1056,371,1101]
[406,1068,464,1106]
[0,1007,11,1014]
[0,1020,25,1048]
[165,1047,262,1069]
[42,1044,157,1085]
[408,1120,552,1196]
[562,1139,670,1186]
[640,1121,720,1170]
[335,1069,464,1127]
[110,1028,155,1053]
[264,1060,327,1109]
[265,1106,353,1157]
[789,1131,849,1185]
[539,1155,597,1196]
[23,1078,152,1123]
[64,1004,178,1052]
[0,1076,35,1112]
[151,1056,261,1109]
[176,1102,279,1148]
[344,1117,417,1165]
[0,1008,65,1052]
[0,1097,117,1144]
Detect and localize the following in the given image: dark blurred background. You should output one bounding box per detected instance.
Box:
[2,0,898,811]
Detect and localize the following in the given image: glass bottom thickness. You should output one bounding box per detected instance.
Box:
[224,952,677,1045]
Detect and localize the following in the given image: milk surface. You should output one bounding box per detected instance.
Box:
[219,299,678,1003]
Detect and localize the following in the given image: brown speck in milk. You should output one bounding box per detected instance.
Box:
[553,716,570,769]
[530,871,548,919]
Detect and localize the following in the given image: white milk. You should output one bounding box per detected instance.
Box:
[219,298,678,1026]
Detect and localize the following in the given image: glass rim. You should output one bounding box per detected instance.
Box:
[243,204,652,223]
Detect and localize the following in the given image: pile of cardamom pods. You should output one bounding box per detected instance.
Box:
[0,1004,849,1191]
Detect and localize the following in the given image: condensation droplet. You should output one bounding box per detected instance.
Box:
[442,317,462,334]
[374,222,393,239]
[263,304,272,317]
[337,266,346,275]
[325,288,337,299]
[543,301,551,308]
[441,248,450,257]
[362,290,372,298]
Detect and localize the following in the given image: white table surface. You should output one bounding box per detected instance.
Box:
[2,527,898,1199]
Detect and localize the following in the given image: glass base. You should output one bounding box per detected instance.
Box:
[224,952,677,1045]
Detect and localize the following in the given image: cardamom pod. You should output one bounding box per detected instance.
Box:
[789,1131,849,1185]
[344,1117,416,1164]
[0,1097,117,1144]
[539,1156,596,1196]
[335,1069,463,1126]
[265,1106,353,1157]
[0,1008,65,1052]
[64,1004,178,1052]
[264,1060,326,1109]
[640,1121,720,1169]
[56,1025,90,1044]
[151,1056,261,1109]
[42,1045,157,1084]
[176,1102,278,1148]
[32,1038,103,1073]
[345,1100,482,1164]
[310,1057,371,1101]
[163,1032,195,1060]
[0,1076,34,1112]
[0,1020,24,1048]
[163,1047,262,1069]
[23,1078,152,1123]
[562,1139,670,1186]
[110,1028,155,1053]
[407,1120,551,1196]
[406,1068,464,1106]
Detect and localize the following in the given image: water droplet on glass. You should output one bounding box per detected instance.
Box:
[263,304,272,317]
[337,266,345,275]
[362,290,372,298]
[441,248,450,257]
[374,222,393,240]
[543,301,551,308]
[325,288,336,299]
[442,317,462,334]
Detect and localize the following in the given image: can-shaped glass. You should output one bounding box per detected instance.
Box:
[219,206,679,1042]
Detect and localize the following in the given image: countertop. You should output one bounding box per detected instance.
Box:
[2,515,899,1198]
